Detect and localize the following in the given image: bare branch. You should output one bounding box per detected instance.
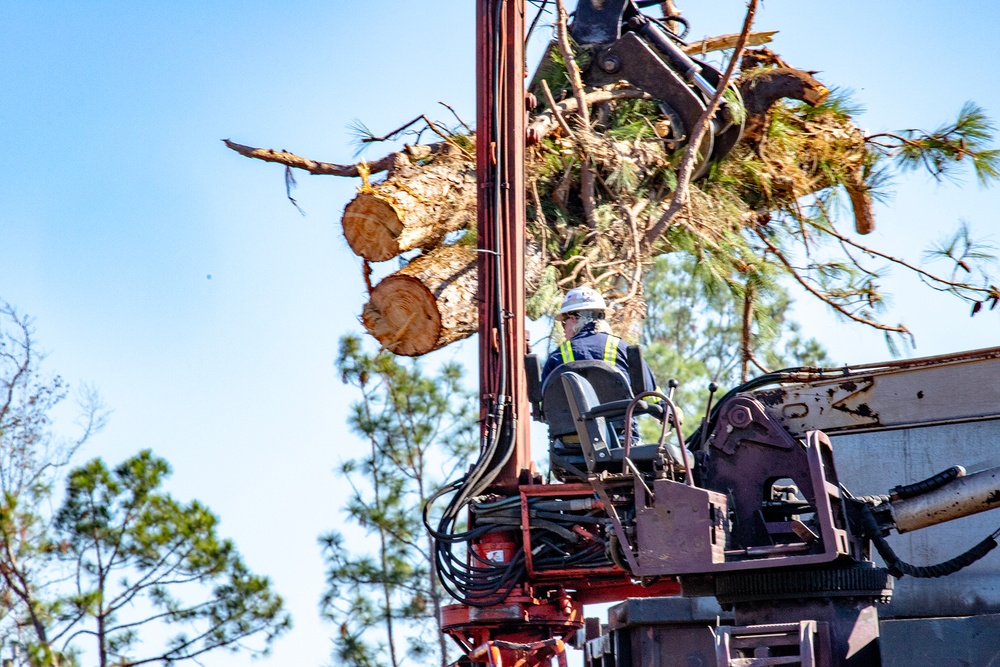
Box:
[682,30,778,55]
[809,217,994,299]
[527,87,652,144]
[223,139,443,177]
[554,0,597,229]
[438,101,473,134]
[754,228,912,338]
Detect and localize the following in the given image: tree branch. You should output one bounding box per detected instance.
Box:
[644,0,759,248]
[809,217,994,298]
[682,30,777,55]
[554,0,597,229]
[527,87,653,144]
[223,139,445,178]
[754,228,912,337]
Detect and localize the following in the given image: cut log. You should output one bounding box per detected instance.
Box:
[342,152,476,262]
[361,245,477,356]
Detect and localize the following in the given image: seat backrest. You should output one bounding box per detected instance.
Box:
[540,361,633,438]
[560,371,616,471]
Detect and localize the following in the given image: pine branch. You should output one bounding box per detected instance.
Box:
[223,139,445,177]
[644,0,760,248]
[867,102,1000,185]
[809,217,995,300]
[754,227,912,339]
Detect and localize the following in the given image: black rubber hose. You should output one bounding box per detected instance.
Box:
[891,465,964,500]
[862,504,998,579]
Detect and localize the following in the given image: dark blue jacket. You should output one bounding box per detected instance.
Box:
[541,325,658,396]
[541,325,660,445]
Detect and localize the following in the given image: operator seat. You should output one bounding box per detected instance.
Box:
[526,354,665,482]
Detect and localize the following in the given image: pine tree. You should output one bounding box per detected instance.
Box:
[321,335,476,667]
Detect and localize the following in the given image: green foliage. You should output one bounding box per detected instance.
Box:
[606,99,662,142]
[526,266,563,320]
[640,253,831,439]
[523,59,999,353]
[322,335,476,667]
[871,102,1000,185]
[43,450,291,667]
[0,303,288,667]
[0,302,107,666]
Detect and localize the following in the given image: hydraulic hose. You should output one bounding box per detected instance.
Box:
[861,504,1000,579]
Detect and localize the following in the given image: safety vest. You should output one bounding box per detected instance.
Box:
[559,333,662,404]
[559,334,621,365]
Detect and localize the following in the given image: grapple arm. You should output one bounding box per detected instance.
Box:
[569,0,744,175]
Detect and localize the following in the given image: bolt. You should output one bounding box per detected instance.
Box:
[600,55,622,74]
[729,405,753,428]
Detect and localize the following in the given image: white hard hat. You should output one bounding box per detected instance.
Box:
[559,286,608,316]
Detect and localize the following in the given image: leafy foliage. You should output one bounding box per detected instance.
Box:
[869,101,1000,185]
[321,335,476,667]
[520,34,1000,359]
[0,302,106,665]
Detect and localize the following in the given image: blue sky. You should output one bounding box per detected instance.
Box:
[1,1,998,666]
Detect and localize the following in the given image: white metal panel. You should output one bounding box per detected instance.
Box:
[830,420,1000,617]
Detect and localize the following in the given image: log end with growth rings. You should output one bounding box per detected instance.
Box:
[362,275,442,356]
[342,193,406,262]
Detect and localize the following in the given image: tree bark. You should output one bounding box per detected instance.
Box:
[224,138,444,178]
[683,30,777,55]
[362,245,477,356]
[342,154,476,262]
[846,177,875,235]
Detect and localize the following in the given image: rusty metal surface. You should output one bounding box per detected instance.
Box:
[697,399,855,571]
[515,482,682,603]
[585,600,1000,667]
[586,598,731,667]
[757,347,1000,437]
[830,420,1000,616]
[590,597,882,667]
[476,0,530,489]
[605,596,729,628]
[890,465,1000,533]
[716,622,823,667]
[442,595,583,666]
[733,599,881,667]
[634,479,727,573]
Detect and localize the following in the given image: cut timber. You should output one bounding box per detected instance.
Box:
[342,152,476,262]
[682,30,777,55]
[362,245,477,356]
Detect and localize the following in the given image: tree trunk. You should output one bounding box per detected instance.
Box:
[362,245,477,356]
[342,153,476,262]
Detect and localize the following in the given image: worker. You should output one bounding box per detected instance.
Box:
[541,285,659,397]
[541,286,679,456]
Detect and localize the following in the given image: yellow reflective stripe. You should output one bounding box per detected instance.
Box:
[603,335,620,365]
[560,341,575,363]
[648,385,663,404]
